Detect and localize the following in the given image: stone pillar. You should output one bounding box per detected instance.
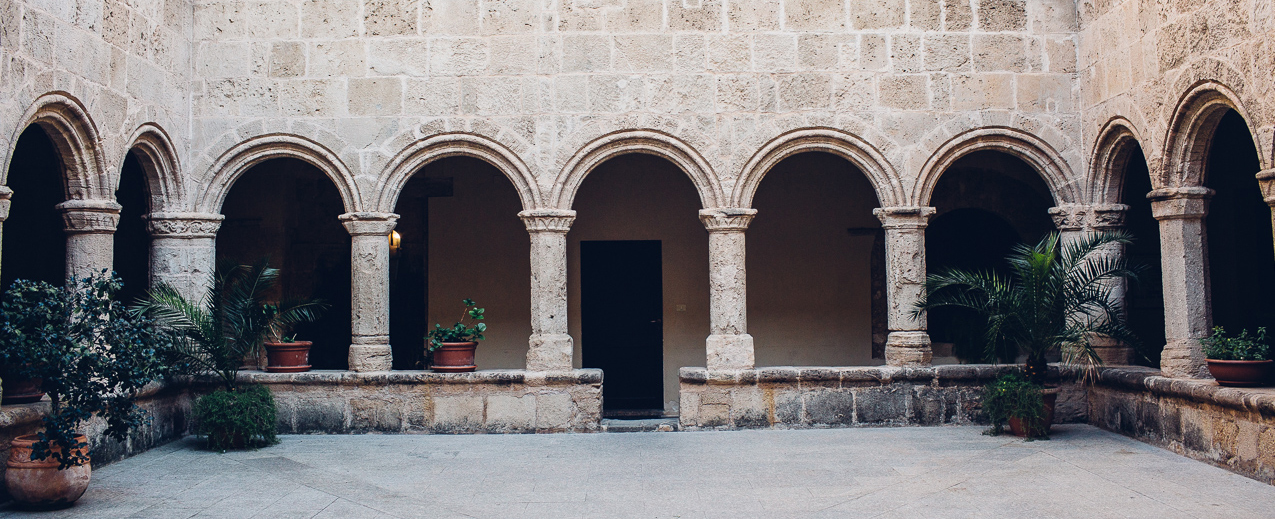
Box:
[0,186,11,281]
[58,199,121,280]
[1256,169,1275,251]
[1149,187,1213,379]
[1048,203,1089,246]
[873,207,936,367]
[340,212,399,372]
[144,212,224,302]
[1088,204,1134,365]
[519,209,576,372]
[699,208,757,371]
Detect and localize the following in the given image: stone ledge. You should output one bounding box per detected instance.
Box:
[681,364,1039,386]
[238,369,603,387]
[1096,367,1275,418]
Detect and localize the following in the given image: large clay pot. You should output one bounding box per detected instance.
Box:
[263,341,313,373]
[1206,359,1274,387]
[2,375,45,405]
[431,342,477,373]
[5,434,91,509]
[1008,388,1058,438]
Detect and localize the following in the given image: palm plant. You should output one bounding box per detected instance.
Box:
[914,232,1139,385]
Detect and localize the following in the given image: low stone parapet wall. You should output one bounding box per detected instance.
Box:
[678,365,1088,429]
[240,369,603,434]
[1089,367,1275,483]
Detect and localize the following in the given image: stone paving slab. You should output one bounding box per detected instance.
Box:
[2,425,1273,518]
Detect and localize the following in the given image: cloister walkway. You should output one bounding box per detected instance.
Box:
[2,425,1272,518]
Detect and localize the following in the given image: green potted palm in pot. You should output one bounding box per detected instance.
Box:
[261,297,327,373]
[0,273,170,509]
[1201,327,1271,386]
[916,232,1139,437]
[427,299,486,373]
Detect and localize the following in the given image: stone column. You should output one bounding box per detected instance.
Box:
[519,209,576,372]
[0,186,11,281]
[1149,187,1213,379]
[1088,204,1134,365]
[1256,169,1275,250]
[340,212,399,372]
[699,208,757,371]
[1048,204,1089,246]
[58,199,121,280]
[144,212,224,302]
[873,207,936,367]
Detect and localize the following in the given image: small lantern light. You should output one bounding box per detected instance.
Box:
[389,230,401,255]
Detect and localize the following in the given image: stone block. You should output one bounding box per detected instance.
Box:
[587,74,645,112]
[562,35,611,73]
[1016,73,1072,112]
[879,74,928,110]
[480,0,538,34]
[973,34,1027,72]
[850,0,904,29]
[488,36,538,75]
[977,0,1027,31]
[804,390,854,425]
[834,73,875,111]
[309,40,366,78]
[754,34,798,73]
[270,41,304,78]
[727,0,781,30]
[861,34,889,71]
[614,34,674,72]
[405,77,460,115]
[486,394,535,431]
[301,0,360,38]
[952,73,1014,110]
[700,403,731,427]
[421,0,479,34]
[731,387,770,428]
[350,397,404,432]
[855,386,909,424]
[364,0,417,36]
[368,40,430,76]
[606,0,663,32]
[553,74,589,112]
[674,34,707,72]
[293,394,348,432]
[536,392,574,429]
[707,35,752,72]
[1046,37,1077,73]
[348,78,402,116]
[911,0,942,30]
[461,76,526,115]
[670,0,722,31]
[785,0,844,30]
[911,386,954,425]
[679,391,700,425]
[700,390,730,406]
[798,34,839,70]
[891,34,921,73]
[430,38,489,76]
[648,75,715,113]
[433,395,484,432]
[924,34,970,71]
[776,73,831,110]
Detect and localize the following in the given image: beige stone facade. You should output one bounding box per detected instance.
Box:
[1,0,1273,411]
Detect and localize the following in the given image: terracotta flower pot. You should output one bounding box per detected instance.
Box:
[1,375,45,405]
[431,342,477,373]
[263,341,313,373]
[5,434,91,509]
[1008,388,1058,438]
[1206,359,1274,387]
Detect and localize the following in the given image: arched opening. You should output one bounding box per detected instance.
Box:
[569,154,708,416]
[216,158,351,369]
[2,126,67,288]
[1204,111,1273,334]
[926,150,1056,363]
[1118,144,1165,365]
[747,152,884,365]
[388,156,531,371]
[113,152,152,305]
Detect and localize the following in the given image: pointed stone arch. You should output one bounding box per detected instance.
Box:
[913,127,1080,206]
[2,92,108,200]
[550,129,723,210]
[197,134,361,214]
[732,128,904,208]
[1089,117,1153,206]
[375,132,539,213]
[121,123,185,212]
[1163,80,1262,189]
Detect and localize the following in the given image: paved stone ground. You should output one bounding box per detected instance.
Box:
[2,425,1273,518]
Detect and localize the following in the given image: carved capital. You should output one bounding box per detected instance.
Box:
[699,208,757,232]
[1148,186,1212,220]
[1258,169,1275,207]
[0,185,12,222]
[1048,204,1088,231]
[57,199,122,234]
[873,206,935,230]
[145,212,226,238]
[340,212,399,236]
[519,209,576,233]
[1089,203,1130,230]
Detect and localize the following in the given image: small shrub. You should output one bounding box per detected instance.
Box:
[1201,326,1270,361]
[982,372,1046,439]
[426,298,486,352]
[194,385,278,451]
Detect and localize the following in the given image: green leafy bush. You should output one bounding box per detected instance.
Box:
[194,385,278,451]
[983,372,1047,439]
[1202,326,1270,361]
[427,299,486,351]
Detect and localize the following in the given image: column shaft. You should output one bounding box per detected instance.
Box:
[58,199,121,280]
[700,208,756,371]
[1150,187,1212,379]
[341,212,399,372]
[874,207,935,367]
[1257,169,1275,251]
[520,210,576,372]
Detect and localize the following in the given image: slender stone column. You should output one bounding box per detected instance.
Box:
[873,207,936,367]
[1149,187,1213,379]
[340,212,400,372]
[1088,204,1134,365]
[144,212,224,302]
[58,199,122,280]
[1257,169,1275,250]
[0,186,11,281]
[519,209,576,372]
[699,208,757,371]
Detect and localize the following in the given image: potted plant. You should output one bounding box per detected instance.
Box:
[427,299,486,373]
[1201,326,1271,386]
[983,372,1051,438]
[261,297,327,373]
[916,232,1139,436]
[134,260,297,450]
[0,273,169,509]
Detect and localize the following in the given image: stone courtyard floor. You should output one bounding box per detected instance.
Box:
[2,425,1274,518]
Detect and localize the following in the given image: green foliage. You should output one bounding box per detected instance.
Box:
[134,259,325,391]
[193,385,278,451]
[426,299,486,352]
[983,372,1047,439]
[915,232,1140,385]
[1202,327,1270,361]
[0,272,172,469]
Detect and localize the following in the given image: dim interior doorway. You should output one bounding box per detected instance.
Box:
[582,240,664,417]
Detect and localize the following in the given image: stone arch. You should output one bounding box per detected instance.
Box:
[913,127,1080,206]
[1162,80,1262,188]
[121,123,184,211]
[2,92,108,200]
[1089,117,1152,206]
[375,132,539,213]
[197,134,360,214]
[732,128,904,208]
[550,129,723,210]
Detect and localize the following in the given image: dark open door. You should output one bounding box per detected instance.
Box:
[582,240,664,413]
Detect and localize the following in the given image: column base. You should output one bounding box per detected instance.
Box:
[527,333,574,371]
[1088,335,1134,366]
[706,334,754,371]
[348,344,392,372]
[885,331,932,367]
[1161,338,1209,379]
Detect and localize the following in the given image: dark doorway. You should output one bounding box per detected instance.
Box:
[582,240,663,414]
[114,152,152,305]
[1120,145,1165,365]
[2,126,67,288]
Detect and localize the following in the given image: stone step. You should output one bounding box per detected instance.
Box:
[602,417,679,433]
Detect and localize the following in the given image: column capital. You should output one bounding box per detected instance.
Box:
[1257,169,1275,206]
[872,206,935,229]
[144,212,225,238]
[57,199,122,234]
[698,208,757,232]
[1047,204,1089,231]
[339,212,399,236]
[519,209,576,233]
[1089,203,1130,230]
[1148,186,1213,220]
[0,185,13,222]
